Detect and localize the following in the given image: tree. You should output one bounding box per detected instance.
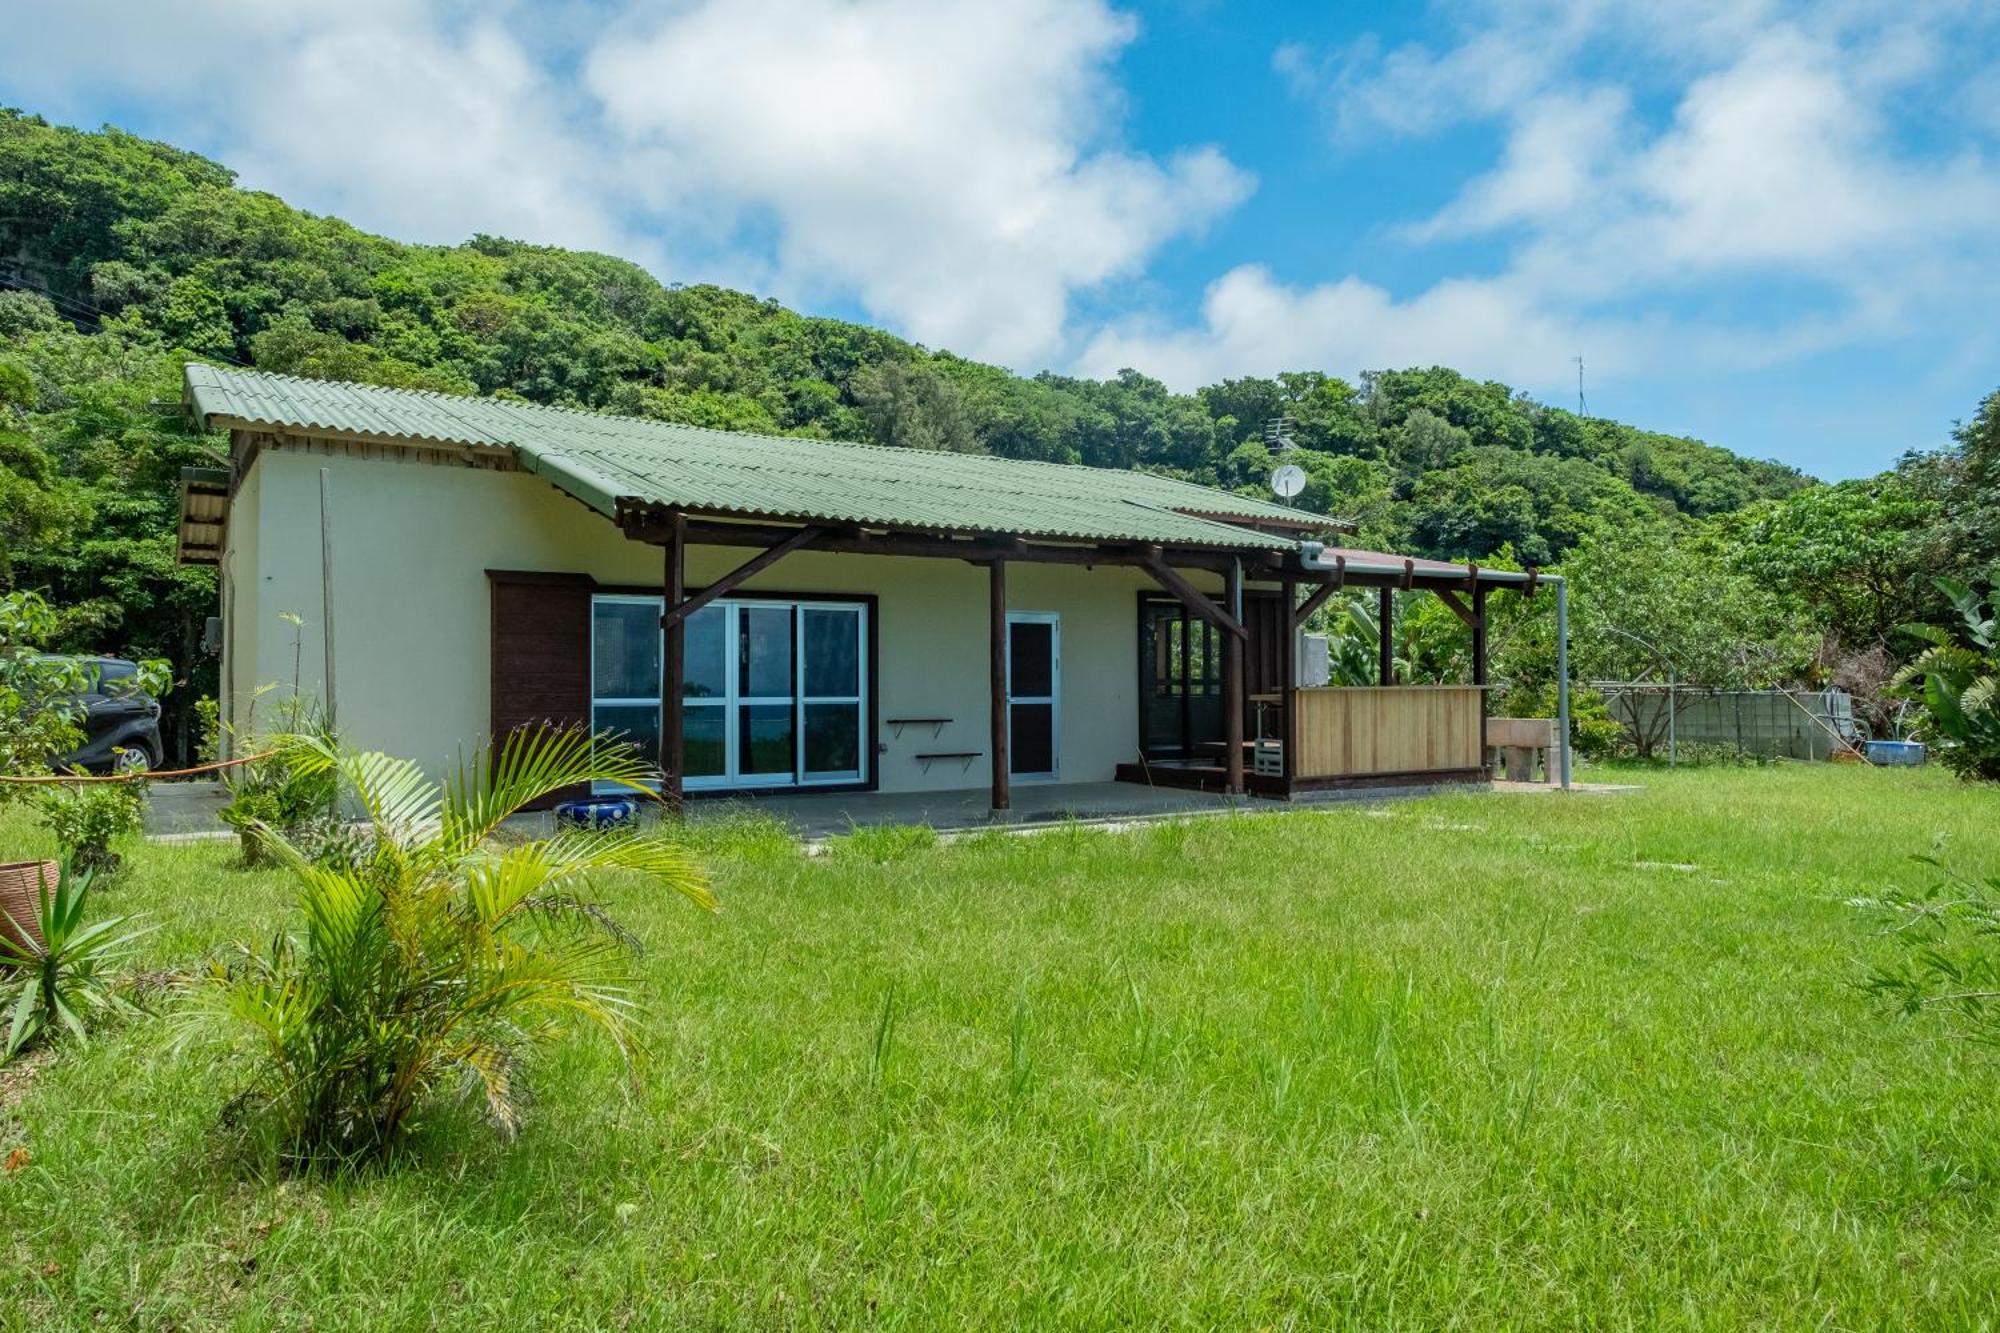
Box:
[850,359,979,453]
[0,592,86,785]
[1560,522,1818,757]
[1729,476,1939,648]
[1903,387,2000,590]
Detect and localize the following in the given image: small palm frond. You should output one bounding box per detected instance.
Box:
[452,1039,524,1138]
[189,724,705,1165]
[467,830,715,921]
[442,726,661,855]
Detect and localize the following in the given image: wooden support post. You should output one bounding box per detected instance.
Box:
[1224,561,1244,794]
[1280,575,1297,781]
[660,513,686,810]
[1472,583,1489,771]
[663,525,822,628]
[989,559,1010,812]
[1143,556,1247,641]
[1291,580,1340,631]
[1377,586,1395,686]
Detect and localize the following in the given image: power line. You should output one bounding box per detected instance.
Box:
[0,265,258,369]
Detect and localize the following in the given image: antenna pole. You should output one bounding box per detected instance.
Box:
[1572,354,1588,417]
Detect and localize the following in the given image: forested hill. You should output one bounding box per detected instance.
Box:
[1,110,1804,563]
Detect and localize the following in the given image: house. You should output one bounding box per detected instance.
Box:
[177,365,1568,810]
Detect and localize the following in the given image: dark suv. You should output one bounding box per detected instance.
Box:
[46,656,163,774]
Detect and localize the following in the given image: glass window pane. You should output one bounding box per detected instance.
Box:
[1010,702,1054,775]
[684,606,727,700]
[741,606,794,699]
[684,705,725,778]
[802,608,859,697]
[803,703,860,776]
[593,601,659,698]
[1009,621,1053,699]
[592,704,660,768]
[739,703,794,777]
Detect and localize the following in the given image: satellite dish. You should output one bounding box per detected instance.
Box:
[1270,463,1307,501]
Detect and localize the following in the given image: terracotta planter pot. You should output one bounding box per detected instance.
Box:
[0,859,55,956]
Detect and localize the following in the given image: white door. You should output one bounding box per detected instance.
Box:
[1007,613,1059,780]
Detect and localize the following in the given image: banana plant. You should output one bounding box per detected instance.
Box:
[1894,578,2000,780]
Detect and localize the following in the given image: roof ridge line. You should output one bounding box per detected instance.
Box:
[186,363,1312,522]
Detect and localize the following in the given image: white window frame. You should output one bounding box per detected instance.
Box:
[589,594,869,792]
[1006,611,1060,782]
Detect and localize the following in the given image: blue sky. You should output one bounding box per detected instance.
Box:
[7,1,2000,479]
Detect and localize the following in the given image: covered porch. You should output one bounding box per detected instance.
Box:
[1117,549,1567,798]
[625,510,1568,808]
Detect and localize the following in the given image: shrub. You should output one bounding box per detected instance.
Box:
[1894,578,2000,781]
[1856,854,2000,1040]
[1500,683,1620,760]
[0,865,147,1061]
[183,726,715,1169]
[0,592,84,790]
[217,699,340,864]
[35,783,145,876]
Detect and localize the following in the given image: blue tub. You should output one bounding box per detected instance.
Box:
[553,795,641,830]
[1865,740,1927,767]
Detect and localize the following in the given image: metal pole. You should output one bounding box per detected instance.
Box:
[318,468,337,726]
[1555,578,1572,789]
[1667,664,1676,768]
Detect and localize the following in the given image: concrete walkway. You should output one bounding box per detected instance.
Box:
[145,774,1634,843]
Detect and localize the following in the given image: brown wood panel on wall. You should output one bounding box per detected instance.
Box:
[487,570,594,809]
[1243,591,1285,699]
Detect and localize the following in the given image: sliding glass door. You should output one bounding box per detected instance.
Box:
[591,595,867,790]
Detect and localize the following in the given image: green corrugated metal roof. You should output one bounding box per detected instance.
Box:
[184,364,1320,551]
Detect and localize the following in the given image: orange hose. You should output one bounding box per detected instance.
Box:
[0,750,280,785]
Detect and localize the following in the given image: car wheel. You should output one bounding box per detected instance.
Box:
[112,746,154,776]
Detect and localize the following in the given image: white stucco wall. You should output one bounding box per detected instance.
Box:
[226,446,1232,793]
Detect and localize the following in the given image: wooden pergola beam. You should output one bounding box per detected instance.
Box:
[1144,556,1248,641]
[1290,580,1341,631]
[662,526,825,628]
[1435,589,1476,625]
[622,514,1256,573]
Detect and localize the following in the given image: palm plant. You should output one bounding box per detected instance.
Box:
[0,864,147,1060]
[1894,578,2000,780]
[185,725,715,1168]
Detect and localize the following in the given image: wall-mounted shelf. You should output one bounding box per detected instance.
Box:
[887,717,952,739]
[914,751,980,772]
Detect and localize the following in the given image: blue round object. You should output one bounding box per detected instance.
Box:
[554,796,640,830]
[1865,740,1927,767]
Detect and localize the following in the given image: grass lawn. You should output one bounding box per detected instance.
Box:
[2,763,1999,1328]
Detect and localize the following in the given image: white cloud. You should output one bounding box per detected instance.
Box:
[1098,3,2000,394]
[1078,265,1593,386]
[1,0,1251,366]
[584,0,1251,365]
[2,2,628,256]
